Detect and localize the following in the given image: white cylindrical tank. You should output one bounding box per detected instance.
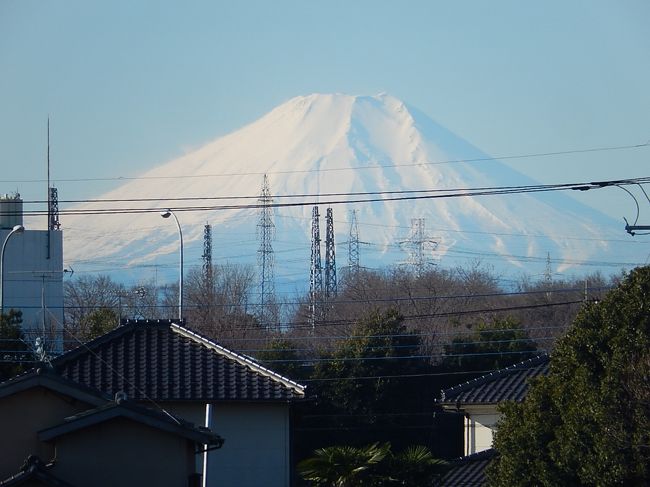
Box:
[0,193,23,229]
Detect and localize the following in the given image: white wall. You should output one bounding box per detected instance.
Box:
[166,401,292,487]
[463,406,500,455]
[1,229,63,352]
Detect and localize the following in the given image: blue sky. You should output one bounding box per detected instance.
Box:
[1,0,649,225]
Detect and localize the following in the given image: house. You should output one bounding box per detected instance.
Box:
[0,367,222,487]
[435,354,550,485]
[51,319,307,487]
[437,354,549,456]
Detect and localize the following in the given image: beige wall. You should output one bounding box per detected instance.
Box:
[165,401,292,487]
[49,417,196,487]
[0,387,94,479]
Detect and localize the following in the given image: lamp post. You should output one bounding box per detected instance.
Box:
[160,210,183,321]
[1,224,25,314]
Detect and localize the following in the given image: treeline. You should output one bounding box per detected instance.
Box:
[63,263,616,358]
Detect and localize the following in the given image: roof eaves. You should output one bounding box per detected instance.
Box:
[170,323,306,396]
[0,369,109,406]
[38,401,223,445]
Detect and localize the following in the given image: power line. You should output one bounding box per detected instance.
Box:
[14,177,650,208]
[4,141,648,185]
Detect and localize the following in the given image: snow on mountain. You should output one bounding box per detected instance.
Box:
[61,93,643,285]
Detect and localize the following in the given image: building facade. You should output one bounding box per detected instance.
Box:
[1,193,63,353]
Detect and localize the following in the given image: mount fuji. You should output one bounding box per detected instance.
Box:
[61,93,644,286]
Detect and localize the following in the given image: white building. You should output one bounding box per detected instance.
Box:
[1,193,63,353]
[437,354,550,456]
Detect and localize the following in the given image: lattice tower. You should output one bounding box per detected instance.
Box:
[324,207,337,297]
[348,209,360,275]
[202,223,213,285]
[309,206,323,328]
[400,218,438,277]
[257,174,276,329]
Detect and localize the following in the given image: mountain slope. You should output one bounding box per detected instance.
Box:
[61,93,644,284]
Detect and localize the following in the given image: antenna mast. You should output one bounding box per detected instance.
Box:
[47,118,51,259]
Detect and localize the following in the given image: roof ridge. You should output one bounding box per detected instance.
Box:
[439,353,549,402]
[170,324,306,395]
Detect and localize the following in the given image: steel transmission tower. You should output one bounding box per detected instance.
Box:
[324,207,337,298]
[348,209,360,276]
[400,218,438,277]
[309,206,323,328]
[257,174,276,329]
[202,223,213,285]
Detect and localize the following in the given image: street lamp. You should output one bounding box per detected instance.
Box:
[1,224,25,314]
[160,210,183,321]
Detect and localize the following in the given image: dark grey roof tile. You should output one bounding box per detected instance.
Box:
[440,449,496,487]
[439,354,549,406]
[52,320,305,402]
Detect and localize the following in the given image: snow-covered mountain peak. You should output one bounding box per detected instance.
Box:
[60,93,641,283]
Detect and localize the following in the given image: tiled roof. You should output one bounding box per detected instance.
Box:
[438,354,549,406]
[439,449,496,487]
[52,320,305,402]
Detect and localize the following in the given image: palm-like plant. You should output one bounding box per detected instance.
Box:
[389,445,449,486]
[297,442,390,487]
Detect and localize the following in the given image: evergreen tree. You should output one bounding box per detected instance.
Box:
[489,266,650,486]
[0,310,30,381]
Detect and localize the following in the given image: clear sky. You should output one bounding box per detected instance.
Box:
[1,0,649,225]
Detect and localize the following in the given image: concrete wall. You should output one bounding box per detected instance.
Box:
[0,387,93,479]
[0,229,63,352]
[50,417,196,487]
[167,401,291,487]
[463,406,500,455]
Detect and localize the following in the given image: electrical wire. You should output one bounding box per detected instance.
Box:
[3,141,648,185]
[13,177,650,217]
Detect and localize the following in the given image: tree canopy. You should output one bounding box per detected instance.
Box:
[489,266,650,486]
[441,316,538,373]
[311,308,433,419]
[0,310,30,381]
